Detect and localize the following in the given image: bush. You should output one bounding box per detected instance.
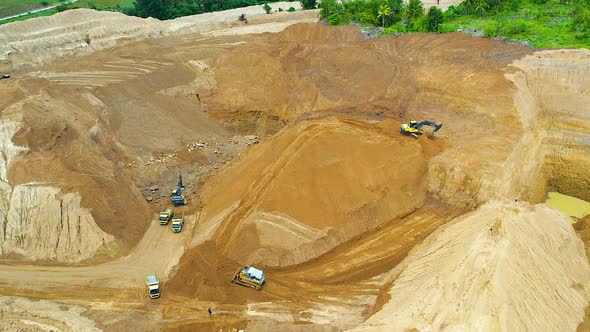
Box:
[500,19,529,36]
[382,23,408,34]
[300,0,316,10]
[438,23,457,33]
[288,6,296,12]
[328,12,342,24]
[263,3,272,13]
[319,0,339,20]
[278,7,283,11]
[482,21,499,37]
[407,0,424,20]
[121,5,137,15]
[445,5,458,18]
[56,3,69,11]
[573,4,590,32]
[87,0,97,9]
[426,6,443,32]
[39,0,49,6]
[407,15,428,32]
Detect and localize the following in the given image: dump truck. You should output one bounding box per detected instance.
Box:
[146,275,160,299]
[159,207,173,225]
[171,215,184,233]
[231,265,266,290]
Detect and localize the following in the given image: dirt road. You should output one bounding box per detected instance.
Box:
[0,215,196,291]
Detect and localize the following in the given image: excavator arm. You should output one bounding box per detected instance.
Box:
[410,120,443,138]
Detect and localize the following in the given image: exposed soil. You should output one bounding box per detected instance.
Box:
[0,6,589,332]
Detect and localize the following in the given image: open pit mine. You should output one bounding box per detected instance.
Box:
[0,4,590,331]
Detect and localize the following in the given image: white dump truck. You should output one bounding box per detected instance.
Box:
[146,275,160,299]
[171,216,184,233]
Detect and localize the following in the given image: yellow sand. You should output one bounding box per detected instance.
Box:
[545,192,590,220]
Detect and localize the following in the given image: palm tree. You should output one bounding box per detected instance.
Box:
[378,4,392,27]
[474,0,489,16]
[463,0,475,14]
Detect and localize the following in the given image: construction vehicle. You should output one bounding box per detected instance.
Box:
[146,275,160,299]
[0,75,9,81]
[159,207,173,225]
[231,265,266,290]
[171,214,184,233]
[171,175,187,206]
[400,120,443,139]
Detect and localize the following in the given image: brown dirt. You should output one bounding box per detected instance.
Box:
[2,11,590,331]
[194,116,445,268]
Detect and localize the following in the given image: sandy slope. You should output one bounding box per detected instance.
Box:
[198,117,444,267]
[350,199,590,331]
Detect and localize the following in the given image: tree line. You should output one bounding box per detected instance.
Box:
[318,0,590,34]
[129,0,299,19]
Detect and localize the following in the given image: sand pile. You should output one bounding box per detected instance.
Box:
[351,199,590,331]
[0,72,151,263]
[198,117,444,267]
[0,112,112,262]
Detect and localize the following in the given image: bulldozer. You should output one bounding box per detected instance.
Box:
[400,120,443,139]
[231,266,266,290]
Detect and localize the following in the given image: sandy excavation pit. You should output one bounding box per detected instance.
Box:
[1,5,590,331]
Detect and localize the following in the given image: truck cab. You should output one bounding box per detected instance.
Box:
[146,275,160,299]
[171,217,184,233]
[159,208,173,225]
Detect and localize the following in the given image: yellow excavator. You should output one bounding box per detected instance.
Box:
[400,120,443,139]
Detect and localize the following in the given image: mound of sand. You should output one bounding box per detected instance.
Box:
[198,117,444,267]
[351,199,590,331]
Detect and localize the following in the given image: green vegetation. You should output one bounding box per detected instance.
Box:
[1,0,301,25]
[0,0,56,18]
[263,2,271,14]
[1,0,134,25]
[0,7,56,25]
[300,0,316,10]
[320,0,590,48]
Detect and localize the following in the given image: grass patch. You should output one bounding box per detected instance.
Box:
[0,0,62,18]
[0,7,57,24]
[441,1,590,48]
[0,0,134,25]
